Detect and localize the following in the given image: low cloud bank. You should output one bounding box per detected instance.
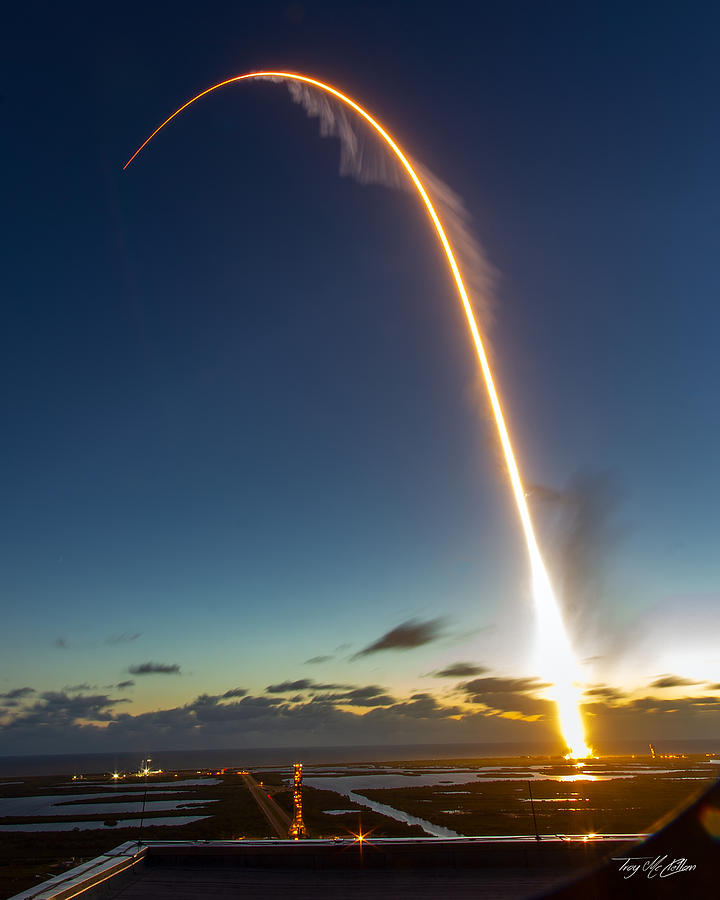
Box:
[1,671,718,755]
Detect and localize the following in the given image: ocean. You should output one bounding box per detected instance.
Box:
[1,739,716,777]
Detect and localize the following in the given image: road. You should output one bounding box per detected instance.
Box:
[242,772,291,839]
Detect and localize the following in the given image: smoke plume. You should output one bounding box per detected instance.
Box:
[530,471,622,647]
[270,78,496,329]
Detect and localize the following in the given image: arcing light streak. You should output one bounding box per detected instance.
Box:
[124,72,591,758]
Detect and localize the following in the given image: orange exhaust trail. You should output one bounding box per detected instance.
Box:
[124,72,591,758]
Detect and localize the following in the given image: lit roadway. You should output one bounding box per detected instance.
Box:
[242,772,291,839]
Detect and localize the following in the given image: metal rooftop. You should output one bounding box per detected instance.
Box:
[6,835,640,900]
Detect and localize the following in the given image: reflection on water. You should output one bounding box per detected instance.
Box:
[520,774,633,783]
[0,793,217,817]
[306,773,482,792]
[0,815,209,832]
[306,776,460,837]
[344,789,460,838]
[307,770,647,791]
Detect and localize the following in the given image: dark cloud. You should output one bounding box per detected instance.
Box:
[687,697,720,708]
[434,662,487,678]
[265,679,349,694]
[352,618,446,659]
[313,685,397,707]
[0,692,131,742]
[222,687,247,698]
[304,655,333,665]
[461,676,548,695]
[36,691,129,713]
[341,685,390,703]
[3,677,719,756]
[266,679,313,693]
[116,680,135,690]
[584,685,627,701]
[460,677,552,719]
[365,694,462,721]
[0,687,35,700]
[470,691,552,718]
[106,633,141,645]
[128,662,181,675]
[650,674,702,689]
[65,683,93,692]
[582,692,720,745]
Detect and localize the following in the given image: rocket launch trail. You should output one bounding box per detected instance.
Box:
[124,71,591,758]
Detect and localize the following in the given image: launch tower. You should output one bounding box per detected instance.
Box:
[288,762,308,838]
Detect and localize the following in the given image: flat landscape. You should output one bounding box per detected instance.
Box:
[1,754,717,897]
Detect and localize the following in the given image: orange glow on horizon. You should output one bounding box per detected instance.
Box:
[124,71,591,758]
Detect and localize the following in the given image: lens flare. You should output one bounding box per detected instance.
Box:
[124,71,591,758]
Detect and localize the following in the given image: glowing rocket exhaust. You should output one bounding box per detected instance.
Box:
[124,72,591,758]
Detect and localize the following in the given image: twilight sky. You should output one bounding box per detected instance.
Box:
[1,1,719,755]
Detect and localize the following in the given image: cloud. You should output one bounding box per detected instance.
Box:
[265,679,349,695]
[36,691,129,713]
[266,679,314,694]
[3,675,719,755]
[65,683,93,692]
[650,675,702,689]
[0,691,131,740]
[264,680,393,706]
[434,662,488,678]
[304,655,333,665]
[128,662,181,675]
[342,686,396,707]
[583,684,628,701]
[365,693,463,721]
[460,676,553,719]
[116,680,135,690]
[0,687,35,700]
[312,685,397,708]
[106,633,141,645]
[352,618,446,659]
[582,692,720,744]
[461,676,549,695]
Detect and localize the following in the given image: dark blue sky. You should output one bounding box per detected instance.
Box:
[2,1,718,752]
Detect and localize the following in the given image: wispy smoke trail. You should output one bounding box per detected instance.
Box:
[275,79,496,328]
[530,471,622,646]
